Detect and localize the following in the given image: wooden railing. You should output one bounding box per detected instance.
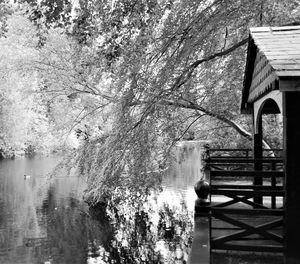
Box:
[208,157,283,171]
[203,148,285,254]
[209,148,283,159]
[210,170,284,209]
[210,208,283,252]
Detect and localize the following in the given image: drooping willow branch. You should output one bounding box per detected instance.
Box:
[175,114,206,141]
[162,98,252,140]
[169,37,248,92]
[161,98,273,150]
[131,38,249,130]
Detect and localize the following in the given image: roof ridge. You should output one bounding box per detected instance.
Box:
[250,25,300,33]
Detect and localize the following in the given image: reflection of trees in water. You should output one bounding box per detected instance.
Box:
[89,190,194,264]
[34,187,193,264]
[37,187,91,264]
[175,142,202,165]
[0,173,43,263]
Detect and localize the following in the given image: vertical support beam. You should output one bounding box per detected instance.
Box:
[271,162,276,209]
[283,92,300,264]
[253,113,263,205]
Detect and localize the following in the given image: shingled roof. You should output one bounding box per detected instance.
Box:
[241,25,300,113]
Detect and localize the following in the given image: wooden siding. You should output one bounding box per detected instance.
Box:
[248,50,277,102]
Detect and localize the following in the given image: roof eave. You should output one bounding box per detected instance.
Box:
[241,35,256,114]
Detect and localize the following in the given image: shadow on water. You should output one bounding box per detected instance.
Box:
[0,143,202,264]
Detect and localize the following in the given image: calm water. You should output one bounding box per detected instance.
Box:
[0,144,202,264]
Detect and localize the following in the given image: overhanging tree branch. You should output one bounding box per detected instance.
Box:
[160,98,273,150]
[176,114,206,141]
[169,37,248,92]
[132,38,249,129]
[162,98,252,139]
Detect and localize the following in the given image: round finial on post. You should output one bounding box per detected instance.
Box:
[194,179,210,204]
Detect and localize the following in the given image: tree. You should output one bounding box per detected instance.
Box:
[28,0,300,203]
[74,0,300,203]
[0,11,78,157]
[2,1,299,202]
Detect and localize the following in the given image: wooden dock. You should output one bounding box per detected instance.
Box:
[191,148,284,263]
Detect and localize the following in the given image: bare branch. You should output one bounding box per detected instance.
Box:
[162,98,252,139]
[175,114,206,141]
[62,103,110,141]
[169,37,248,92]
[159,98,273,150]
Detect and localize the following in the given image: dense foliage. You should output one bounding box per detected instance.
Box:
[1,0,299,202]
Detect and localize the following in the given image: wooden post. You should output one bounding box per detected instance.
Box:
[191,145,211,264]
[192,200,210,264]
[253,113,263,205]
[271,161,276,209]
[283,92,300,263]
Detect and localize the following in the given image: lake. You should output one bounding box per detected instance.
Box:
[0,143,202,264]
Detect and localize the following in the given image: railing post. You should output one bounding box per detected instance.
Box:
[271,161,276,209]
[193,182,211,264]
[254,115,263,206]
[190,204,211,264]
[190,143,211,264]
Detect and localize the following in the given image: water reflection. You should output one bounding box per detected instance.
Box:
[0,143,201,264]
[87,190,194,264]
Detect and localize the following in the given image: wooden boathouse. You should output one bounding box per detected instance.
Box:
[243,25,300,264]
[194,25,300,264]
